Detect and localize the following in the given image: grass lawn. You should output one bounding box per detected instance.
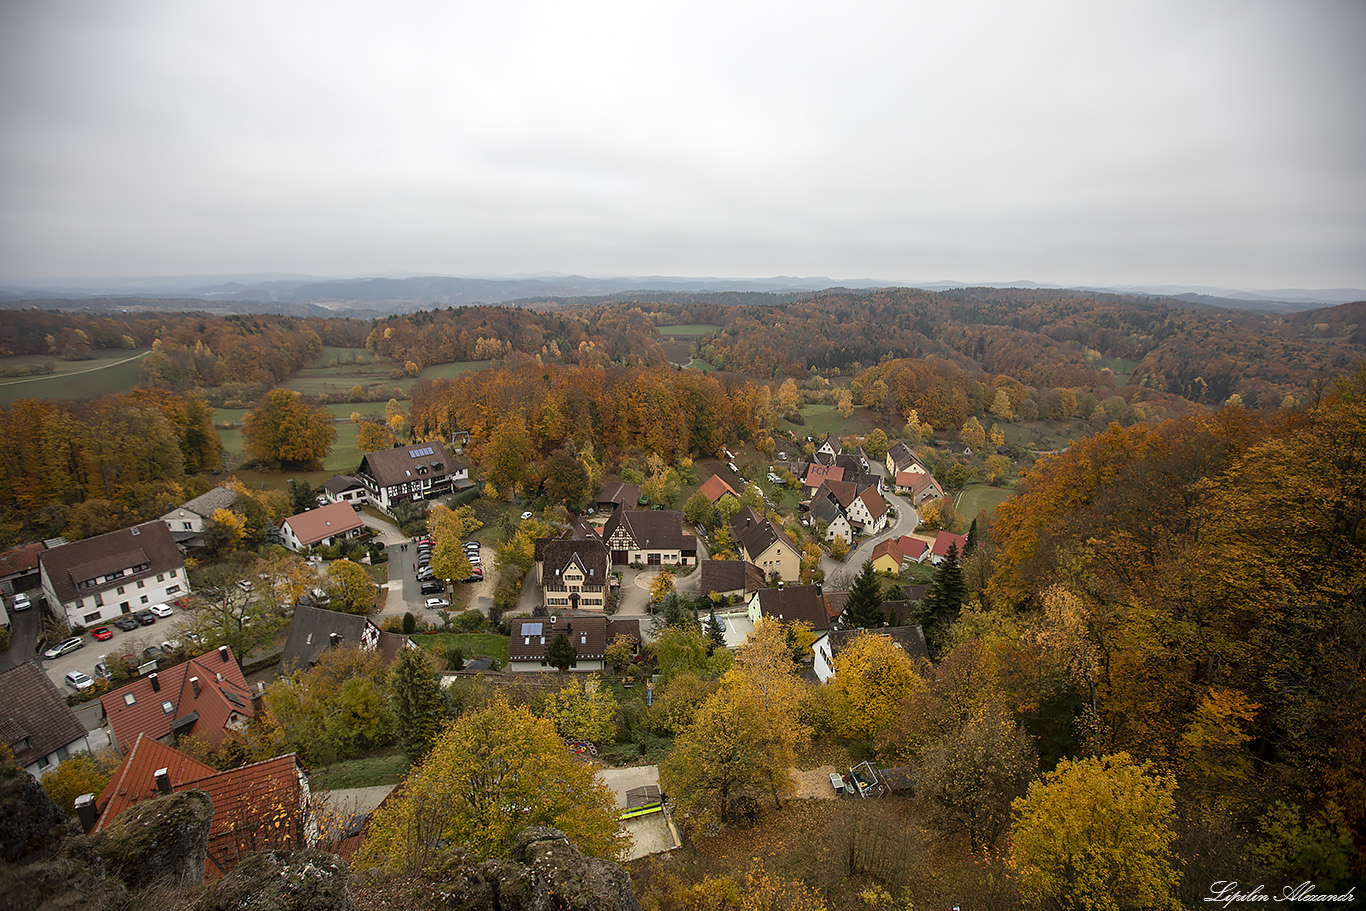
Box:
[282,358,492,397]
[782,403,880,439]
[411,631,510,665]
[309,750,409,790]
[957,483,1014,522]
[656,324,721,336]
[0,349,151,405]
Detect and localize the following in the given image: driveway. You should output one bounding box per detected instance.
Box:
[820,489,920,585]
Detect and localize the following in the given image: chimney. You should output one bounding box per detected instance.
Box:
[74,793,98,833]
[219,645,229,662]
[190,676,200,696]
[149,672,160,692]
[154,768,172,795]
[329,632,340,648]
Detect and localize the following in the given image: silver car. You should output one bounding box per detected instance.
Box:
[44,637,84,659]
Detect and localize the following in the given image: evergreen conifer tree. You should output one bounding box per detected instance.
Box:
[707,606,726,653]
[388,647,447,761]
[965,517,979,556]
[546,632,577,672]
[922,542,967,658]
[840,559,884,629]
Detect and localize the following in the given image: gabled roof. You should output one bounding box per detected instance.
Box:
[731,509,797,562]
[857,488,888,522]
[699,559,765,597]
[887,442,925,472]
[357,441,462,488]
[322,475,364,495]
[101,646,254,752]
[698,474,739,504]
[871,538,902,564]
[280,502,365,547]
[820,434,843,454]
[510,616,616,662]
[603,509,691,552]
[279,605,408,674]
[39,521,183,605]
[898,472,942,497]
[0,662,89,768]
[596,482,640,509]
[542,538,609,584]
[803,463,845,488]
[931,531,968,559]
[821,627,929,665]
[92,738,305,880]
[179,485,241,520]
[0,542,44,579]
[816,478,860,508]
[822,590,849,621]
[752,585,830,632]
[94,733,217,832]
[897,536,929,561]
[808,496,847,527]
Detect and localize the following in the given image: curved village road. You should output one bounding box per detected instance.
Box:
[819,489,920,587]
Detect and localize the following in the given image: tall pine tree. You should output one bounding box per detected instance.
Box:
[388,648,447,761]
[840,559,885,629]
[707,606,726,653]
[922,542,966,659]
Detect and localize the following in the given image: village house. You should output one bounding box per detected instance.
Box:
[537,537,610,611]
[159,485,241,549]
[730,507,801,582]
[0,541,44,604]
[815,434,843,461]
[801,462,845,495]
[84,733,310,880]
[870,537,905,574]
[602,509,695,567]
[100,645,255,754]
[697,473,739,505]
[595,482,641,514]
[699,559,766,601]
[279,605,411,674]
[747,584,831,633]
[278,501,366,553]
[896,471,945,506]
[929,530,969,565]
[812,626,929,684]
[320,475,367,507]
[885,441,928,476]
[39,521,189,629]
[808,495,855,545]
[506,616,640,673]
[0,662,95,777]
[355,441,468,513]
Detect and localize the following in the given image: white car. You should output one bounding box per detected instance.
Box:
[149,603,174,618]
[11,592,31,611]
[425,597,450,609]
[520,511,533,520]
[44,637,84,659]
[64,671,94,692]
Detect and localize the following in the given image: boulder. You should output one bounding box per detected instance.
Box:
[91,789,212,891]
[194,849,354,911]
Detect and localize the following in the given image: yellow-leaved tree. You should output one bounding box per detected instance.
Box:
[1011,752,1181,911]
[356,700,625,870]
[542,677,618,743]
[831,632,923,741]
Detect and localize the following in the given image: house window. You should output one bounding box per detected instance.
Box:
[36,756,51,769]
[117,586,125,595]
[182,522,192,530]
[648,553,662,565]
[94,594,104,607]
[162,701,174,714]
[137,580,145,589]
[140,595,149,604]
[83,612,101,624]
[157,573,165,582]
[123,693,137,706]
[166,585,180,595]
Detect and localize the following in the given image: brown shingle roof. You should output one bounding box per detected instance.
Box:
[280,502,365,547]
[730,509,796,563]
[101,646,254,753]
[604,509,690,552]
[279,605,408,674]
[509,616,611,662]
[39,522,183,607]
[0,662,90,768]
[357,441,462,488]
[179,485,241,519]
[541,538,609,584]
[699,559,764,597]
[753,585,830,632]
[596,482,640,509]
[0,542,43,579]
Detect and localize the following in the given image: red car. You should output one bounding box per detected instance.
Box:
[91,627,114,641]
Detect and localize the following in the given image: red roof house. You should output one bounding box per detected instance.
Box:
[698,474,739,505]
[929,531,969,564]
[100,645,255,754]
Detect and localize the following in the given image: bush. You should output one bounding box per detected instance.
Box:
[381,615,404,632]
[0,628,8,652]
[446,646,465,670]
[402,612,416,634]
[456,609,485,632]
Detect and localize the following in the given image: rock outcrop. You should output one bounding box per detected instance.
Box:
[194,849,354,911]
[413,827,641,911]
[91,789,213,891]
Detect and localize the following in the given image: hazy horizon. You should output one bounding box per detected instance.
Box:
[3,1,1363,289]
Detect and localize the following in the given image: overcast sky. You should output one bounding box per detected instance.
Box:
[2,0,1363,290]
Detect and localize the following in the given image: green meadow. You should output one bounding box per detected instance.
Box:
[0,350,151,406]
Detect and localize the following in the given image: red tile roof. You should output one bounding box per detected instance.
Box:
[92,737,305,879]
[871,538,902,564]
[93,733,217,833]
[0,541,43,578]
[897,536,929,560]
[280,502,365,547]
[931,531,968,559]
[803,463,845,488]
[101,646,255,753]
[698,474,738,504]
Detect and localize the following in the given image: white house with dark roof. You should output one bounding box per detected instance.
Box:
[355,441,468,513]
[279,502,366,553]
[39,522,189,628]
[0,662,94,777]
[159,485,241,548]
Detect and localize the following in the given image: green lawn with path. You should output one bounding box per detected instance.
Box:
[0,349,151,405]
[309,750,409,790]
[411,632,510,666]
[957,483,1014,522]
[656,324,721,337]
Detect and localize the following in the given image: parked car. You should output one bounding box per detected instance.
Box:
[425,597,450,609]
[149,603,174,618]
[133,610,157,626]
[161,639,181,654]
[91,627,114,641]
[64,671,94,692]
[112,616,139,632]
[420,582,445,595]
[463,542,480,552]
[11,592,30,611]
[44,637,84,659]
[520,511,533,520]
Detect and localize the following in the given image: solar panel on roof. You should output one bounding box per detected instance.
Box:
[408,446,435,458]
[524,622,543,636]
